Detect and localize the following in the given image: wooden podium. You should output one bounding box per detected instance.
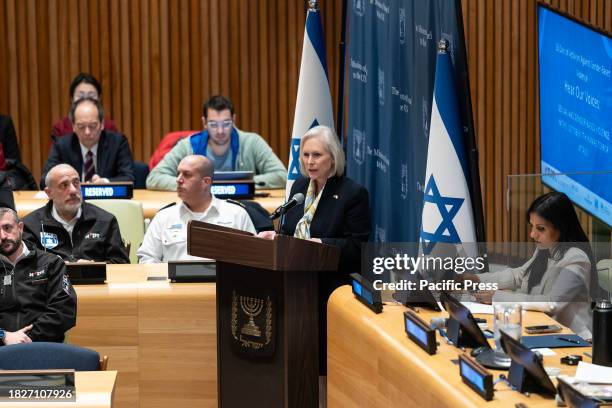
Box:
[188,221,339,408]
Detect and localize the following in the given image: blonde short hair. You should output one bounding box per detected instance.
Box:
[299,125,345,178]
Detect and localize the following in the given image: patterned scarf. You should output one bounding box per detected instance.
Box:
[294,180,324,240]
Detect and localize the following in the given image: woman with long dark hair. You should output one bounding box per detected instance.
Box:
[464,192,596,339]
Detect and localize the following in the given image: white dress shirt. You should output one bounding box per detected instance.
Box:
[137,197,256,263]
[51,205,82,239]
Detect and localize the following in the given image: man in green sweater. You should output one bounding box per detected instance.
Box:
[146,95,287,190]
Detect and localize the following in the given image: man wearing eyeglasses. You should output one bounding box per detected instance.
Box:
[146,95,287,190]
[40,97,135,189]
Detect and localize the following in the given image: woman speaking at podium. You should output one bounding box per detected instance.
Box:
[259,125,371,372]
[462,192,597,339]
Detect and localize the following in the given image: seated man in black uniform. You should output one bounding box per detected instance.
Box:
[0,208,77,345]
[22,164,129,264]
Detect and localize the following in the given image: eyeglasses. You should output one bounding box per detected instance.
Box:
[74,123,100,132]
[207,119,233,131]
[74,91,99,101]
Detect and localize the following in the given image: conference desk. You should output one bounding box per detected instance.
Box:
[68,264,217,408]
[0,370,117,408]
[327,286,591,407]
[14,188,285,219]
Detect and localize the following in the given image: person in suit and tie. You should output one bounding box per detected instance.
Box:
[40,97,134,189]
[259,125,371,375]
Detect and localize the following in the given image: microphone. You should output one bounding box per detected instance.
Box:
[269,193,305,220]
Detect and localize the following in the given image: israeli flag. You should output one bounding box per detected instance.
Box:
[286,4,335,199]
[420,41,477,255]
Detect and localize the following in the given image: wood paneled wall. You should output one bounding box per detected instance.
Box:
[0,0,344,179]
[0,0,609,242]
[460,0,611,243]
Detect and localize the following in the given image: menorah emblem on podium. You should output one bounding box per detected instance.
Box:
[240,296,264,337]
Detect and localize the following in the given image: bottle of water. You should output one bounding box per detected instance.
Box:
[592,299,612,367]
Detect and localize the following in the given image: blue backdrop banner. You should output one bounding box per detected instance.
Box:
[345,0,479,245]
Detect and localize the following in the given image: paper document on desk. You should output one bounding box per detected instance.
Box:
[575,361,612,384]
[461,302,494,314]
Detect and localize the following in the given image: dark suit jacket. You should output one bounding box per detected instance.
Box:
[281,175,371,274]
[281,175,370,375]
[0,115,22,170]
[40,130,134,189]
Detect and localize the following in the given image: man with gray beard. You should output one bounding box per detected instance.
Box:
[22,164,129,263]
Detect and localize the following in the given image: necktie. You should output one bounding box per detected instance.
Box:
[84,150,95,182]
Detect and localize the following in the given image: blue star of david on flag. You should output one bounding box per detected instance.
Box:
[420,175,464,254]
[288,119,320,181]
[288,138,301,180]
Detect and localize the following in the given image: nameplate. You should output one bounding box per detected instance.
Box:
[0,370,75,403]
[211,180,254,199]
[81,182,134,199]
[404,310,437,355]
[66,262,107,284]
[350,273,382,313]
[459,354,494,401]
[168,260,216,282]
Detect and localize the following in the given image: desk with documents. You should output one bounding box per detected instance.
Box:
[327,285,592,408]
[67,266,593,408]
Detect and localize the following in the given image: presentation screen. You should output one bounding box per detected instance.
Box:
[538,5,612,226]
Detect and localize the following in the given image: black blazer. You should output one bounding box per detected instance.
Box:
[0,114,22,165]
[40,130,134,188]
[281,175,371,273]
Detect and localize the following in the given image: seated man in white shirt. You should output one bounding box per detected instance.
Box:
[137,155,255,263]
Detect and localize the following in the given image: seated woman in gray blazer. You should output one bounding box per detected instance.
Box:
[462,192,597,339]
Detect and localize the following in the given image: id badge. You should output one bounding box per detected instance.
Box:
[3,275,11,286]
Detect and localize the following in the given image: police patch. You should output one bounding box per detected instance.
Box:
[40,232,59,249]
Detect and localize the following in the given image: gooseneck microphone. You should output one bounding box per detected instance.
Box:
[269,193,305,220]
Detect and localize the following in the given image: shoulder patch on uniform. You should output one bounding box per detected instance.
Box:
[62,274,72,295]
[158,202,177,212]
[225,199,246,209]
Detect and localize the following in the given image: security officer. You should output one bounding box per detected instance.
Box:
[22,164,129,263]
[0,208,76,345]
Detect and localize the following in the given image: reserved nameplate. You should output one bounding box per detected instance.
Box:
[211,181,254,199]
[404,310,437,355]
[459,354,494,401]
[81,182,134,199]
[0,370,75,403]
[350,273,383,313]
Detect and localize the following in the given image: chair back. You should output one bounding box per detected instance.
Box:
[0,342,101,371]
[89,199,145,263]
[597,259,612,294]
[133,161,150,189]
[149,130,195,170]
